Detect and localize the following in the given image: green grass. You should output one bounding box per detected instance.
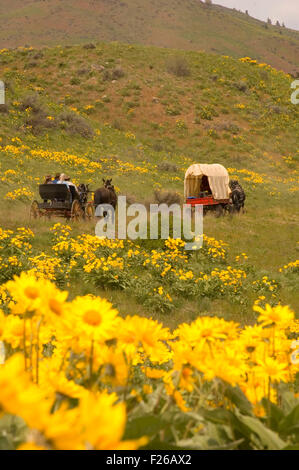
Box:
[0,41,298,326]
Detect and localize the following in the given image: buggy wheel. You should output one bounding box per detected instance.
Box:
[71,200,83,221]
[30,200,40,219]
[85,202,95,220]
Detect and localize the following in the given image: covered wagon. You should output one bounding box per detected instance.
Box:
[184,163,231,215]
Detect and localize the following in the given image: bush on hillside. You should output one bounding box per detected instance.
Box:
[32,51,44,60]
[20,94,56,135]
[154,189,182,205]
[102,66,125,81]
[112,66,125,79]
[58,111,95,138]
[83,43,96,49]
[233,80,248,92]
[166,56,191,77]
[157,161,178,172]
[25,107,57,135]
[20,94,42,113]
[76,67,91,76]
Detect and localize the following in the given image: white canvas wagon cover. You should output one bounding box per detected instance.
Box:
[184,163,230,200]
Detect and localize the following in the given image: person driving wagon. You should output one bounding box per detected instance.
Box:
[57,173,80,202]
[44,173,80,202]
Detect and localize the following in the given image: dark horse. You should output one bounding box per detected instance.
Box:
[94,178,117,219]
[77,183,90,205]
[229,180,246,213]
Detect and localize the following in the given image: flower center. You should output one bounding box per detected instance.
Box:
[24,286,39,299]
[83,310,102,326]
[49,298,63,316]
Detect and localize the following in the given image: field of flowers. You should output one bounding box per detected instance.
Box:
[0,42,298,450]
[0,223,297,322]
[0,268,299,449]
[0,223,298,449]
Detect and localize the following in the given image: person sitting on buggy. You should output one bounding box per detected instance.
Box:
[44,175,53,184]
[52,173,61,184]
[58,174,79,202]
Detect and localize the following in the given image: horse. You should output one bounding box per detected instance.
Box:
[229,180,246,213]
[77,183,90,206]
[94,178,117,220]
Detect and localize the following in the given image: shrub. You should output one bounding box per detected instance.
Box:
[58,111,95,138]
[166,56,191,77]
[111,66,125,79]
[166,105,182,116]
[33,51,44,60]
[233,80,248,92]
[102,70,111,82]
[157,162,178,172]
[70,77,81,86]
[196,104,218,120]
[76,67,90,76]
[20,94,57,134]
[111,119,124,131]
[25,108,56,135]
[20,93,42,113]
[83,43,96,49]
[154,189,182,205]
[102,66,125,81]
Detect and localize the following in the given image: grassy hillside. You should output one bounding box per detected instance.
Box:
[1,0,299,74]
[0,41,298,325]
[1,37,299,451]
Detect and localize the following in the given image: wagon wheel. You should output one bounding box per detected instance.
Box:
[71,200,84,221]
[84,202,95,220]
[29,200,40,219]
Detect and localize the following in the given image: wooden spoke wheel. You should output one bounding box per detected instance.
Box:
[84,202,95,220]
[30,200,41,219]
[71,200,83,221]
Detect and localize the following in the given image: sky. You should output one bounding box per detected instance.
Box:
[215,0,299,31]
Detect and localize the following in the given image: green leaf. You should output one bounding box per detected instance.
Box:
[279,404,299,437]
[261,398,284,431]
[200,408,233,425]
[236,413,286,450]
[280,388,299,414]
[0,414,27,450]
[124,414,167,440]
[225,385,253,415]
[200,408,254,445]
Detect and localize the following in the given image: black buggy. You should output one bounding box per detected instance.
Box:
[30,184,94,221]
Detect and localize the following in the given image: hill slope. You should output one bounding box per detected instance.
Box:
[0,42,298,322]
[0,0,299,74]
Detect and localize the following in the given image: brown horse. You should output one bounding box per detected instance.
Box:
[94,179,117,218]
